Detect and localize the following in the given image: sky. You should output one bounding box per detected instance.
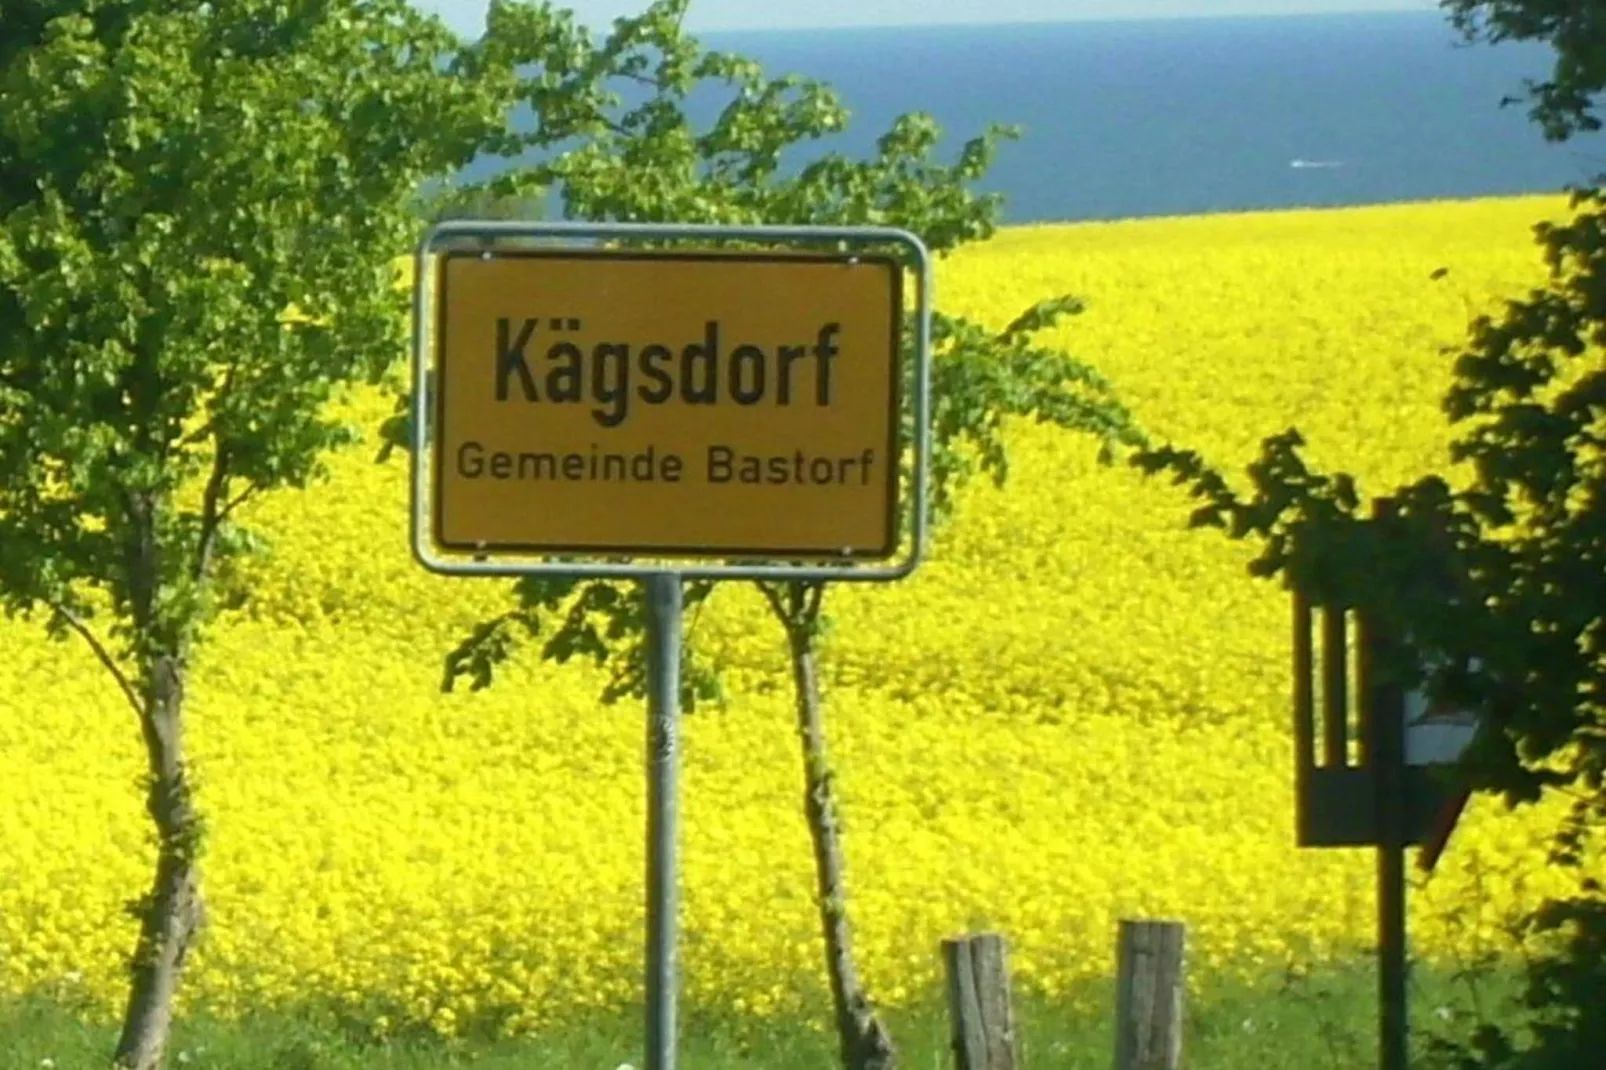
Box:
[414,0,1440,36]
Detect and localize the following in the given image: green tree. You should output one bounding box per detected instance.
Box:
[1132,5,1606,1063]
[1440,0,1606,142]
[393,4,1145,1068]
[0,3,531,1066]
[422,181,547,223]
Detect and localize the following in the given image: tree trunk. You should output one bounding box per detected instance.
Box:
[785,615,897,1070]
[113,652,206,1070]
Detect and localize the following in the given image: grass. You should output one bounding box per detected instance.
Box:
[1,959,1528,1069]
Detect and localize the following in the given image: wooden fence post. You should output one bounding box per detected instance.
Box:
[943,931,1017,1070]
[1114,919,1186,1070]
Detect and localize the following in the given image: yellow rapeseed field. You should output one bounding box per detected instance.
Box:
[0,194,1594,1038]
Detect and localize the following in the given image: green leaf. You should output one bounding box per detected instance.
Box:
[434,1,1144,727]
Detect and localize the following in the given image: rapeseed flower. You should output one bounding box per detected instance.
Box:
[0,194,1593,1037]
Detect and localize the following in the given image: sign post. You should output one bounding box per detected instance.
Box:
[409,220,933,1070]
[644,572,681,1070]
[1290,497,1484,1070]
[1364,569,1409,1070]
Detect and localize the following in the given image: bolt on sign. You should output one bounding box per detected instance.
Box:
[409,222,933,580]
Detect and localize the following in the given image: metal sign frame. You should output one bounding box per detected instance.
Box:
[408,220,934,583]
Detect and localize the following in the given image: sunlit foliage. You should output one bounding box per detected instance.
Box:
[0,193,1587,1040]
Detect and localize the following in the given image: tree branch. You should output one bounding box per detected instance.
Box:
[587,107,632,138]
[219,481,260,521]
[50,602,144,721]
[755,579,788,625]
[193,440,230,585]
[177,361,241,450]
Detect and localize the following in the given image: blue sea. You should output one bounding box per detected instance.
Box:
[463,10,1606,226]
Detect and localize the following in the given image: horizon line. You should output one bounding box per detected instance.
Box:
[679,8,1445,38]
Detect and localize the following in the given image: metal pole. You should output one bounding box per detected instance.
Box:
[644,572,682,1070]
[1378,852,1408,1070]
[1369,500,1409,1070]
[1377,687,1409,1070]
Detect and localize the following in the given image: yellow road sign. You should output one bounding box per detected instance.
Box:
[431,248,904,560]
